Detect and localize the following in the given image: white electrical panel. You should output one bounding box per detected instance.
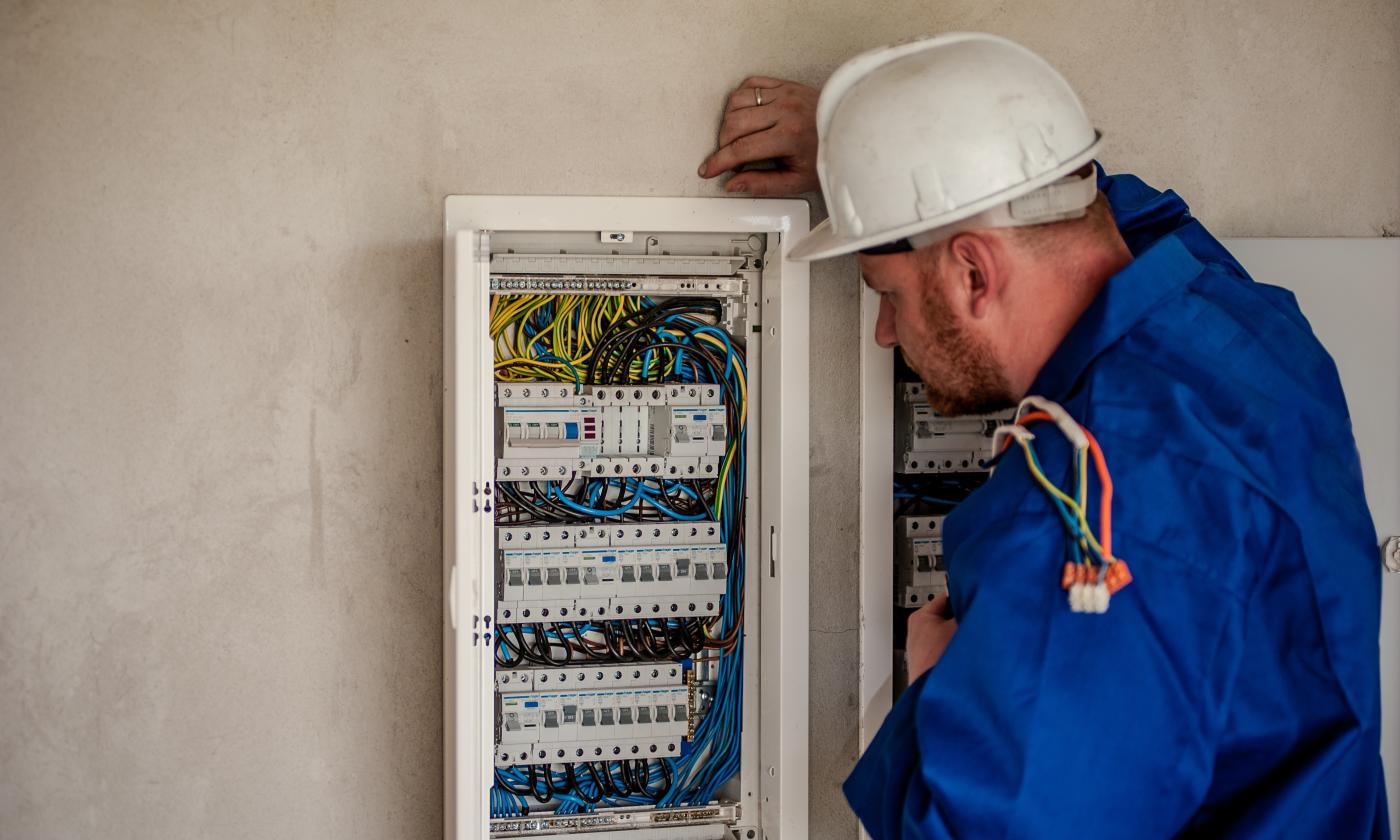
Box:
[445,196,809,840]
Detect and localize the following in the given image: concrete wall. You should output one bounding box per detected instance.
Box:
[1,1,1395,838]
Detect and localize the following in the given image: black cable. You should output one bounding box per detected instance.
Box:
[527,765,551,804]
[633,759,664,802]
[567,763,601,804]
[623,760,642,795]
[589,762,620,798]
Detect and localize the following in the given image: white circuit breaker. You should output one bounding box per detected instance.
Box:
[496,384,727,481]
[445,196,810,840]
[895,515,946,607]
[894,382,1011,474]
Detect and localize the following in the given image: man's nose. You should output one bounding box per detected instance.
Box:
[875,295,899,349]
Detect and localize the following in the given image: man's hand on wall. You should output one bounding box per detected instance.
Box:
[906,595,957,683]
[698,76,820,196]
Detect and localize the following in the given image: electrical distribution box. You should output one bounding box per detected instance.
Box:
[890,380,1002,694]
[445,196,810,840]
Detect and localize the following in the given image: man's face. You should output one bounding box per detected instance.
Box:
[859,247,1014,417]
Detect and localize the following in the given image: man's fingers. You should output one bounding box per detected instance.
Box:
[726,78,789,112]
[699,129,790,178]
[909,594,951,625]
[726,85,777,112]
[717,104,779,150]
[723,169,812,196]
[741,75,788,88]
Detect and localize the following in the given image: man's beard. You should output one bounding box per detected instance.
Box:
[905,277,1015,417]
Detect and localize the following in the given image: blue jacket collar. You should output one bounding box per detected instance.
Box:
[1028,234,1204,401]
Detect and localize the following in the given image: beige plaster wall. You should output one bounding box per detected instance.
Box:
[1,1,1396,838]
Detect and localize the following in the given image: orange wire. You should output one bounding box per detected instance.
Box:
[1081,428,1113,559]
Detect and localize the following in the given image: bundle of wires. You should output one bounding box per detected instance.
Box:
[495,477,715,525]
[494,621,712,667]
[492,760,675,817]
[490,292,748,812]
[893,474,986,517]
[998,406,1131,613]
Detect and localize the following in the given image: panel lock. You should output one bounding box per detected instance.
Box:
[600,231,634,243]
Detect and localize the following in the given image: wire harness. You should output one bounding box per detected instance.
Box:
[993,396,1132,615]
[489,293,748,816]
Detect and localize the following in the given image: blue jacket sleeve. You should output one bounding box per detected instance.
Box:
[845,431,1259,838]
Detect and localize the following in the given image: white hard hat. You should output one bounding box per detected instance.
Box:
[788,32,1103,262]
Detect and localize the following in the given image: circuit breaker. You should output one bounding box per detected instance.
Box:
[894,382,1010,474]
[445,196,809,840]
[894,515,946,607]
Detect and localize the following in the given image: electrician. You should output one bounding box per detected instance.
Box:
[699,33,1388,837]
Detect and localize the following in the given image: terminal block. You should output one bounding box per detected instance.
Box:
[496,661,687,693]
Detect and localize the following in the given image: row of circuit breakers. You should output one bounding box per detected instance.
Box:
[497,383,727,481]
[894,382,1013,608]
[493,383,729,768]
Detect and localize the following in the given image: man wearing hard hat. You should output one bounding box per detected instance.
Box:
[701,33,1388,837]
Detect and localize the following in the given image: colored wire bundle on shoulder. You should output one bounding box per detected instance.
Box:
[999,404,1132,614]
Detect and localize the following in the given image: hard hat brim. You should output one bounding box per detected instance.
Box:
[787,133,1102,263]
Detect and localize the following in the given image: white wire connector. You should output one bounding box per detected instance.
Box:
[1067,581,1111,614]
[991,422,1035,455]
[1014,395,1088,450]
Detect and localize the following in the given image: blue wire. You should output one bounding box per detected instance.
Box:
[493,303,749,811]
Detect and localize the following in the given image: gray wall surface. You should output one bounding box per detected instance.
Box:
[2,1,1396,838]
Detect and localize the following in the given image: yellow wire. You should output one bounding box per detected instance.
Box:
[492,292,749,531]
[1017,439,1108,561]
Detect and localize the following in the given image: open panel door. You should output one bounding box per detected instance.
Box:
[446,228,496,839]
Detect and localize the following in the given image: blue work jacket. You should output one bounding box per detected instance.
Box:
[845,169,1389,837]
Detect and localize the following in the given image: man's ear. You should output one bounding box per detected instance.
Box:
[944,232,1002,320]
